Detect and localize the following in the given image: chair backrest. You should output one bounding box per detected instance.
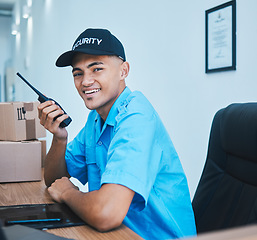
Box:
[192,103,257,234]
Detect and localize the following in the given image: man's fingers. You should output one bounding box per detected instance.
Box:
[37,100,55,119]
[50,114,69,129]
[39,104,62,127]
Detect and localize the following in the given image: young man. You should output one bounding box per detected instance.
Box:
[38,28,196,239]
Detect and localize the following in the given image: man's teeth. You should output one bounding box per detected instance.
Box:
[85,89,100,94]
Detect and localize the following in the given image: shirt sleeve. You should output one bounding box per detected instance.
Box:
[101,110,162,211]
[65,126,88,184]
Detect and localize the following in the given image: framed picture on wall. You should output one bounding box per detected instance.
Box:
[205,0,236,73]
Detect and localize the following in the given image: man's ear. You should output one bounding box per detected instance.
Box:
[121,61,130,80]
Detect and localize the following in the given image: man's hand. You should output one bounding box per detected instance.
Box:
[48,177,79,203]
[37,100,68,139]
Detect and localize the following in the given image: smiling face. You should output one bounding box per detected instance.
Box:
[72,53,129,121]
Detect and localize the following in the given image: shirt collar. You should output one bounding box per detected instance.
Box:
[95,87,131,126]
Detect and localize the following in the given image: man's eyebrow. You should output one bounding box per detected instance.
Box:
[87,61,104,68]
[72,62,104,73]
[72,67,82,73]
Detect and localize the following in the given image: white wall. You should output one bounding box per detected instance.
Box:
[9,0,257,197]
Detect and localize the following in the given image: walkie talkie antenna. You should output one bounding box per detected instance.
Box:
[17,72,44,97]
[16,72,72,128]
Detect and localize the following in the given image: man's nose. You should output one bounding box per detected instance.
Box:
[82,74,94,86]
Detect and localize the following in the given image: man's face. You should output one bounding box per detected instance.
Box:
[72,53,128,121]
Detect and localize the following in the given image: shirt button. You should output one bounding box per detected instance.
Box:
[98,141,102,146]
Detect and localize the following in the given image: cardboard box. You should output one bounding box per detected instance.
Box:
[0,101,46,141]
[0,140,42,183]
[40,139,46,167]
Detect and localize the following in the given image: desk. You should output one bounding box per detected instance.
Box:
[184,225,257,240]
[0,172,143,240]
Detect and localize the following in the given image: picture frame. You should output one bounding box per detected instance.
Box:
[205,0,236,73]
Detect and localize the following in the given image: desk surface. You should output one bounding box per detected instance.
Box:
[185,225,257,240]
[0,173,143,240]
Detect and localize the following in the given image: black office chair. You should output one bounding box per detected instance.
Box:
[192,103,257,234]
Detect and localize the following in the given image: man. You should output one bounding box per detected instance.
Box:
[38,28,196,239]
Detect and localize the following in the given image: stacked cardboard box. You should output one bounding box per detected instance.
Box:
[0,101,46,183]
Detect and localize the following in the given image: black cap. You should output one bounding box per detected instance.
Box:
[56,28,126,67]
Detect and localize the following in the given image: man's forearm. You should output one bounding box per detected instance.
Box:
[57,183,134,232]
[44,136,69,187]
[62,188,119,232]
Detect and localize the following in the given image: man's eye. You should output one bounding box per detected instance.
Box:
[93,68,103,72]
[73,72,82,77]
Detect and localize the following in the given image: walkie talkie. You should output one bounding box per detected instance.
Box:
[17,72,72,128]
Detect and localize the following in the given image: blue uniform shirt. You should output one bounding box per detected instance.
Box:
[65,87,196,239]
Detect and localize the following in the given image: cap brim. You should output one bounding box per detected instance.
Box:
[55,49,117,67]
[55,51,76,67]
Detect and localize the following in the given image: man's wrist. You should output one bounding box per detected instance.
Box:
[61,186,78,203]
[53,135,67,145]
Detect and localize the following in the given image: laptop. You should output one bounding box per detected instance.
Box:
[0,224,74,240]
[0,203,85,230]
